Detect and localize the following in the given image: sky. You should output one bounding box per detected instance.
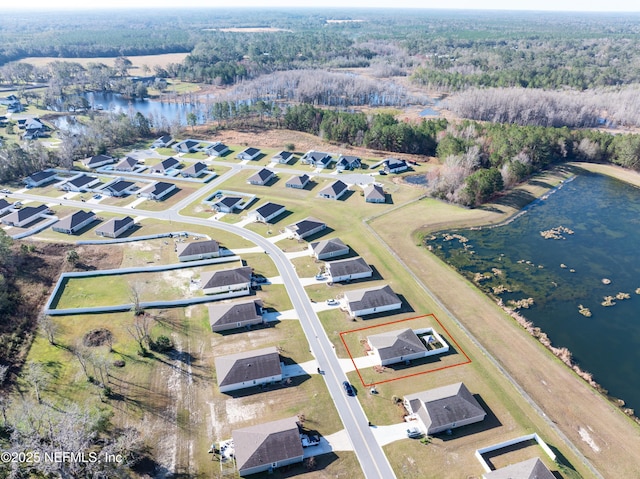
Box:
[2,0,640,12]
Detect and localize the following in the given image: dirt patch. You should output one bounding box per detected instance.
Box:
[83,328,114,347]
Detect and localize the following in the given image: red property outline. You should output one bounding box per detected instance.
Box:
[339,313,471,387]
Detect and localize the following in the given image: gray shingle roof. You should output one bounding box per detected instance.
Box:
[207,142,228,153]
[182,161,207,176]
[326,257,372,278]
[368,328,426,361]
[255,202,285,219]
[318,180,348,198]
[83,154,113,167]
[310,238,348,257]
[248,168,274,184]
[151,157,179,173]
[483,457,555,479]
[95,216,134,236]
[26,170,56,183]
[143,181,175,197]
[55,210,95,231]
[201,266,252,290]
[115,156,138,170]
[0,199,12,210]
[233,416,302,473]
[68,174,97,188]
[364,184,386,202]
[3,204,49,223]
[273,150,293,161]
[215,346,281,387]
[286,174,310,187]
[104,180,134,194]
[286,217,325,238]
[214,196,243,209]
[208,299,263,329]
[345,285,401,313]
[176,239,220,258]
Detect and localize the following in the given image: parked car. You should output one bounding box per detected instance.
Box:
[342,381,355,396]
[326,298,338,306]
[406,427,423,439]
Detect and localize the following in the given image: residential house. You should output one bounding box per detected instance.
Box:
[149,157,180,174]
[95,216,135,238]
[285,174,310,189]
[6,101,24,113]
[114,156,139,172]
[285,217,326,240]
[151,135,173,148]
[173,139,200,153]
[383,158,409,174]
[212,196,244,213]
[483,458,555,479]
[101,179,136,197]
[216,346,282,393]
[318,180,349,200]
[0,199,14,216]
[309,237,349,260]
[364,184,386,203]
[1,205,51,228]
[336,155,361,171]
[181,161,208,178]
[344,284,402,317]
[236,147,261,161]
[368,328,448,366]
[137,181,177,201]
[301,150,333,168]
[24,170,57,188]
[271,150,294,164]
[326,257,372,283]
[0,94,18,105]
[176,239,220,262]
[404,382,486,435]
[200,266,252,296]
[0,115,8,127]
[247,168,275,186]
[62,174,100,192]
[52,210,97,235]
[232,416,304,476]
[82,154,115,169]
[204,142,230,157]
[23,118,47,140]
[208,298,263,332]
[249,202,286,223]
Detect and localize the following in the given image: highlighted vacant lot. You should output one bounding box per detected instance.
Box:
[339,314,471,387]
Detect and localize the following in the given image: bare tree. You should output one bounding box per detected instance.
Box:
[38,313,58,346]
[0,363,8,386]
[90,352,112,387]
[24,362,49,404]
[127,314,153,355]
[129,283,144,316]
[69,342,93,381]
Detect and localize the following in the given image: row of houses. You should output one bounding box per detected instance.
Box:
[80,154,211,179]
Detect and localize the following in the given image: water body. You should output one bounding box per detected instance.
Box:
[425,172,640,413]
[403,174,429,187]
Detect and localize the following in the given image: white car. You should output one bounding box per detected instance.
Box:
[326,298,338,306]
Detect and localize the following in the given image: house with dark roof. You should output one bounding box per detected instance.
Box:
[95,216,135,238]
[364,184,386,203]
[383,158,409,174]
[82,154,115,169]
[176,239,220,262]
[181,161,208,178]
[204,142,230,157]
[24,170,57,188]
[232,416,304,476]
[249,202,286,223]
[212,196,244,213]
[285,173,310,189]
[215,346,282,393]
[0,94,18,105]
[318,180,349,200]
[344,284,402,317]
[326,257,372,283]
[200,266,252,296]
[137,181,177,201]
[0,199,14,216]
[285,217,326,240]
[62,174,100,192]
[1,205,51,228]
[52,210,97,235]
[173,139,200,153]
[368,328,428,366]
[101,179,136,197]
[483,458,555,479]
[271,150,294,164]
[7,101,24,113]
[336,155,361,171]
[301,150,333,169]
[149,157,180,174]
[309,238,349,260]
[23,118,47,140]
[151,135,173,148]
[114,156,139,172]
[236,147,262,161]
[208,298,263,332]
[404,382,486,435]
[247,168,275,186]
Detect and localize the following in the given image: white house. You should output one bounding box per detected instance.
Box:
[61,174,100,192]
[81,154,115,169]
[204,142,230,157]
[249,202,286,223]
[285,217,326,240]
[483,458,555,479]
[318,180,349,200]
[368,327,449,366]
[215,346,282,393]
[0,199,14,216]
[100,179,136,197]
[176,240,220,262]
[95,216,135,238]
[149,157,180,174]
[326,257,372,283]
[208,299,264,332]
[236,147,261,161]
[383,158,409,174]
[114,156,139,172]
[309,238,349,260]
[301,150,333,168]
[151,135,173,148]
[271,150,295,164]
[181,161,208,178]
[336,155,361,171]
[1,205,51,228]
[52,210,97,235]
[344,284,402,317]
[137,181,177,201]
[24,170,57,188]
[285,173,310,189]
[247,168,275,186]
[173,139,200,153]
[212,196,244,213]
[200,266,252,296]
[364,184,386,203]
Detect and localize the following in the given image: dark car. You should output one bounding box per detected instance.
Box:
[342,381,355,396]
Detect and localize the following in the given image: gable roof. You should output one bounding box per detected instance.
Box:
[95,216,134,236]
[103,180,134,194]
[405,382,486,433]
[303,150,332,163]
[142,181,175,197]
[215,196,243,209]
[176,139,199,149]
[176,239,219,258]
[248,168,274,184]
[115,156,138,170]
[255,202,285,219]
[156,135,172,144]
[384,158,408,170]
[82,154,113,168]
[215,346,281,387]
[345,285,401,312]
[286,174,310,188]
[55,210,95,231]
[208,299,263,329]
[287,217,325,237]
[26,170,56,183]
[241,147,261,157]
[368,328,426,361]
[364,184,386,201]
[310,238,348,257]
[67,174,97,189]
[327,256,372,278]
[0,198,12,210]
[233,416,302,473]
[201,266,252,290]
[206,142,229,153]
[182,161,207,176]
[3,204,49,223]
[318,180,348,198]
[151,157,179,172]
[484,458,555,479]
[272,150,294,161]
[337,155,361,167]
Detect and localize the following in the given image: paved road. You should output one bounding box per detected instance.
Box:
[10,178,396,479]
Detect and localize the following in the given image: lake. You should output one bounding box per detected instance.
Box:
[425,171,640,413]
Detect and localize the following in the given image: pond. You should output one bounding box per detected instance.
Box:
[425,172,640,413]
[403,174,429,187]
